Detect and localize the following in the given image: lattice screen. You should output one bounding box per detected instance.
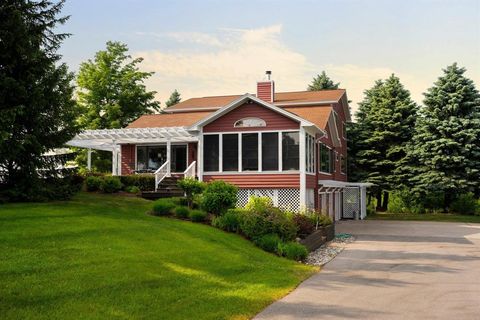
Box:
[237,188,301,212]
[342,187,360,219]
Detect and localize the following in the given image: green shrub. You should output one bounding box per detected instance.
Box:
[450,193,478,215]
[119,174,155,191]
[238,207,297,241]
[189,209,208,222]
[100,176,123,193]
[211,209,244,232]
[245,196,273,213]
[387,190,426,214]
[152,199,176,216]
[201,180,238,215]
[280,242,308,261]
[174,206,190,219]
[85,176,102,191]
[254,234,282,253]
[125,185,141,194]
[169,197,189,207]
[178,178,205,208]
[317,214,332,227]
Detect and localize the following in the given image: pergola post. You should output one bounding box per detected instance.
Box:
[166,138,171,177]
[112,141,118,176]
[87,148,92,171]
[299,127,306,208]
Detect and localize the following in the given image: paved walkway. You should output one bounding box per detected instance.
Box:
[255,220,480,319]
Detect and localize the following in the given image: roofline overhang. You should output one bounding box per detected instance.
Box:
[318,179,374,188]
[274,100,338,107]
[163,107,220,113]
[188,94,325,135]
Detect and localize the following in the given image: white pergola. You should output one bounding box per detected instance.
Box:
[67,127,198,175]
[318,179,374,220]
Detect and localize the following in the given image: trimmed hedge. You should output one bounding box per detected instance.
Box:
[201,181,238,215]
[85,176,102,192]
[100,176,123,193]
[152,199,176,216]
[189,210,208,222]
[175,206,190,219]
[278,242,308,261]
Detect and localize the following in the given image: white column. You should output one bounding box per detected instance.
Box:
[197,132,203,181]
[87,148,92,171]
[238,134,242,172]
[360,186,367,220]
[278,132,283,171]
[111,142,117,176]
[258,132,262,172]
[299,127,306,208]
[219,133,223,172]
[166,138,171,177]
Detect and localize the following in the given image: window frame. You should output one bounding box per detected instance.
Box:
[318,143,333,174]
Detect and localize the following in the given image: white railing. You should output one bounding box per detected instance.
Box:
[183,161,196,179]
[154,160,170,191]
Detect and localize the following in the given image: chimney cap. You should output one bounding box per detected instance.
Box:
[265,70,272,80]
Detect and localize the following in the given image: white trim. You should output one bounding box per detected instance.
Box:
[219,133,223,173]
[299,127,306,208]
[189,94,321,131]
[278,132,283,172]
[203,129,298,135]
[258,132,262,172]
[203,171,300,175]
[238,133,242,172]
[197,129,203,181]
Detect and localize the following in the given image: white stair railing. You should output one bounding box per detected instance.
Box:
[183,161,196,179]
[154,160,170,191]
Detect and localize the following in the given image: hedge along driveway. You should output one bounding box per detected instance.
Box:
[0,193,316,320]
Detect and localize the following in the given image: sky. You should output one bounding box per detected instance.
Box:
[58,0,480,115]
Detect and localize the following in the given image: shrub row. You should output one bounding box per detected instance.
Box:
[151,198,208,222]
[85,176,123,193]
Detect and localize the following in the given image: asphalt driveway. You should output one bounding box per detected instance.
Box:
[255,220,480,320]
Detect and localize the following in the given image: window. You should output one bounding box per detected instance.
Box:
[242,133,258,171]
[262,132,278,171]
[340,155,346,174]
[204,135,219,171]
[136,146,166,171]
[319,144,332,173]
[282,132,299,170]
[222,134,238,171]
[234,117,266,128]
[342,122,347,139]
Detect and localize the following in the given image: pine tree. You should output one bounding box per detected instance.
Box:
[308,71,340,91]
[165,89,181,108]
[0,0,79,200]
[407,63,480,208]
[76,41,161,130]
[351,75,418,209]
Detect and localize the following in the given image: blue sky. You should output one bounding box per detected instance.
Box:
[59,0,480,113]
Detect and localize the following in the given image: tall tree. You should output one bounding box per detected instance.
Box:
[76,41,160,129]
[0,0,79,200]
[308,71,340,91]
[407,63,480,208]
[165,89,181,108]
[351,75,418,209]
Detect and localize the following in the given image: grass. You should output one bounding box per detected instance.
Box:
[368,211,480,223]
[0,192,316,320]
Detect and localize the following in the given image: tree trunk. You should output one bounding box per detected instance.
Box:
[376,190,383,211]
[382,191,389,211]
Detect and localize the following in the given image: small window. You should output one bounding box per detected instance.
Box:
[340,155,346,174]
[319,144,332,174]
[234,117,266,128]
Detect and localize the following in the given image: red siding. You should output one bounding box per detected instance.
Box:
[316,122,347,182]
[188,142,197,165]
[306,174,316,189]
[203,174,299,188]
[203,102,299,132]
[121,144,135,175]
[257,81,274,102]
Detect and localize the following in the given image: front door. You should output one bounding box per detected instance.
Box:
[171,145,187,173]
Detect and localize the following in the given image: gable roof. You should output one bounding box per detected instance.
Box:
[163,89,347,112]
[284,106,332,129]
[190,94,322,132]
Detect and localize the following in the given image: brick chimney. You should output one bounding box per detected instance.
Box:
[257,70,274,103]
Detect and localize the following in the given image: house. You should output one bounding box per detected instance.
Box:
[68,71,371,220]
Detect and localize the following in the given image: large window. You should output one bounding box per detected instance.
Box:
[262,132,278,171]
[204,135,219,171]
[222,134,238,171]
[136,146,166,172]
[242,133,258,171]
[319,143,333,173]
[282,132,299,170]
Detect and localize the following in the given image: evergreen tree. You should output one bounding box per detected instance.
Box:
[76,41,160,129]
[0,0,79,200]
[165,89,181,107]
[351,75,418,209]
[407,63,480,208]
[308,71,340,91]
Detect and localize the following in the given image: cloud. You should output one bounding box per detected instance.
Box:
[133,25,437,116]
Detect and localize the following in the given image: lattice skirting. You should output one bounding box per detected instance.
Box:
[237,188,301,212]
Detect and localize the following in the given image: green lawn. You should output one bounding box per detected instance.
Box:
[368,212,480,223]
[0,193,316,320]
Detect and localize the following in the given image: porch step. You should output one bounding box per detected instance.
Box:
[141,176,183,200]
